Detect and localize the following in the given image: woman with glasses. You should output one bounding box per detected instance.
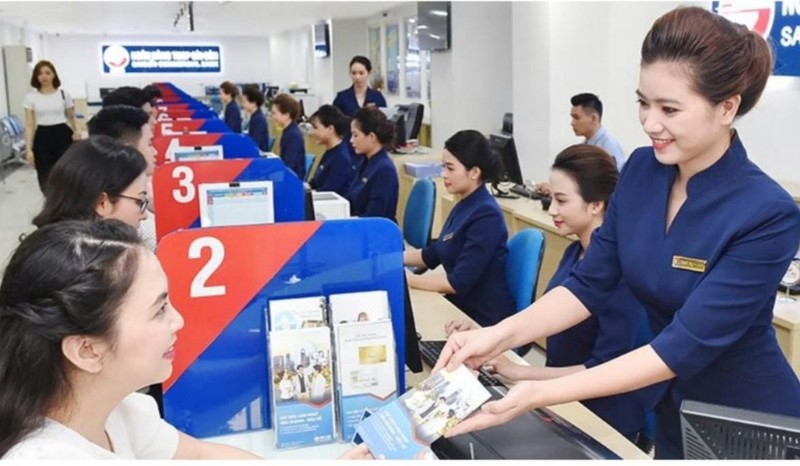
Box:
[33,136,149,229]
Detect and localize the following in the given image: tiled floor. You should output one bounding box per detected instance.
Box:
[0,164,42,268]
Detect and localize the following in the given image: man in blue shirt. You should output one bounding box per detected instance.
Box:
[570,93,626,168]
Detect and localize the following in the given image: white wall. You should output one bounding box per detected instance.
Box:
[269,27,311,90]
[429,1,512,149]
[330,17,368,98]
[43,34,271,99]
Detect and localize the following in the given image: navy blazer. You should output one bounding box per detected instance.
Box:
[346,149,398,222]
[562,133,800,458]
[279,122,306,180]
[247,110,270,152]
[547,241,663,437]
[310,141,355,197]
[332,86,387,117]
[421,187,516,327]
[223,100,242,133]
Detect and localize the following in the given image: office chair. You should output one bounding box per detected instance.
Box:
[267,137,276,152]
[403,178,436,250]
[405,103,425,141]
[305,153,315,181]
[505,228,546,356]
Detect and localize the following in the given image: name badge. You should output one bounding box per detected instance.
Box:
[672,255,707,273]
[442,233,454,241]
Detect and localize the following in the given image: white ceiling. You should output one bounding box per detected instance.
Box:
[0,1,404,37]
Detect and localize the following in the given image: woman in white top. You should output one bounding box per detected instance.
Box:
[23,60,80,191]
[0,220,372,460]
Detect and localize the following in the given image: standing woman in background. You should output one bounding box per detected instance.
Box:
[219,81,242,133]
[241,86,269,152]
[333,56,387,117]
[24,60,80,192]
[271,93,306,180]
[347,107,398,222]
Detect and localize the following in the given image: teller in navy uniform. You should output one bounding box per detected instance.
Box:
[435,7,800,459]
[404,130,516,328]
[308,105,355,197]
[346,107,398,222]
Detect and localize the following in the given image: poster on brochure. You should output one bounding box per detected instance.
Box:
[269,327,336,449]
[268,296,327,331]
[335,320,398,440]
[355,365,491,460]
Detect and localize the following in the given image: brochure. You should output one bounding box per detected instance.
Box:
[335,320,398,440]
[328,290,390,325]
[269,327,336,449]
[355,365,491,459]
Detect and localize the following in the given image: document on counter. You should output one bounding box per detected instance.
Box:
[354,364,491,460]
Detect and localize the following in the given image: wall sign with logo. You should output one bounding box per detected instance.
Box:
[102,44,221,74]
[713,1,800,76]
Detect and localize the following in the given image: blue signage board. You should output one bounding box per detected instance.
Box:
[712,2,800,77]
[102,45,221,74]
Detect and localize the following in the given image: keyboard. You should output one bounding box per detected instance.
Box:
[418,340,506,387]
[509,184,542,200]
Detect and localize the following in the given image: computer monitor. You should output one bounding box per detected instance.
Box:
[198,181,275,227]
[394,104,424,141]
[390,112,407,149]
[303,184,316,221]
[680,400,800,459]
[403,273,423,373]
[488,133,524,186]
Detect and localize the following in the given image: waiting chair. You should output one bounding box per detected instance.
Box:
[403,178,436,250]
[505,228,546,356]
[305,153,315,181]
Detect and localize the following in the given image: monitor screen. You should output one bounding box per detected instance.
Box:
[390,112,407,148]
[681,400,800,459]
[488,133,523,185]
[418,1,451,51]
[171,145,224,162]
[199,181,275,227]
[403,273,423,373]
[313,22,331,58]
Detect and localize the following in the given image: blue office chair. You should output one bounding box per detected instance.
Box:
[305,153,315,181]
[505,228,546,356]
[403,178,436,250]
[268,137,276,152]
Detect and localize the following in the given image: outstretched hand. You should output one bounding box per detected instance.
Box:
[445,380,539,438]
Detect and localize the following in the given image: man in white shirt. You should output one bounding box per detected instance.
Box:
[569,92,626,168]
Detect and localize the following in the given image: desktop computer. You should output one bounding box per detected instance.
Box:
[681,400,800,459]
[487,133,540,200]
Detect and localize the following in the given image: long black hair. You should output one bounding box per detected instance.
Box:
[0,219,143,456]
[32,136,147,228]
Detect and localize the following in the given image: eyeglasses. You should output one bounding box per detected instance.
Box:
[116,194,149,214]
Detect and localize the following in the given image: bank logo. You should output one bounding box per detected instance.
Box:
[102,45,130,73]
[714,1,776,38]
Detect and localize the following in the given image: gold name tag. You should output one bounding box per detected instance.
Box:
[442,233,454,241]
[672,255,707,273]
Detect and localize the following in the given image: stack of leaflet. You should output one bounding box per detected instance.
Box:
[329,290,398,441]
[267,297,335,449]
[404,161,442,178]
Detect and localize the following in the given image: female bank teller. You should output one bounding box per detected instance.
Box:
[219,81,242,133]
[435,6,800,459]
[347,107,399,222]
[241,86,269,152]
[271,93,307,180]
[449,144,659,445]
[0,220,372,459]
[404,130,516,328]
[332,56,387,117]
[309,104,355,197]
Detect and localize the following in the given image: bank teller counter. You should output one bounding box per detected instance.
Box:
[203,287,649,460]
